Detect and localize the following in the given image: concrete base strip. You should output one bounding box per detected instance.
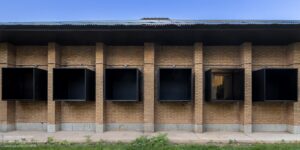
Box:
[288,125,300,134]
[253,124,287,132]
[95,124,104,133]
[1,123,299,133]
[155,124,194,131]
[16,123,47,131]
[194,124,203,133]
[240,124,252,133]
[106,123,144,132]
[144,123,154,132]
[61,123,95,131]
[0,124,15,132]
[204,124,240,132]
[47,124,60,133]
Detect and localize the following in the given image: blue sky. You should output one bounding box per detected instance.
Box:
[0,0,299,22]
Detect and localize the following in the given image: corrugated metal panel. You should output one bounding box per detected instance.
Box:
[1,20,300,26]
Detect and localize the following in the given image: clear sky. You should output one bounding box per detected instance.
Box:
[0,0,299,22]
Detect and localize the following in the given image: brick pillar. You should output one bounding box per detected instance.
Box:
[194,42,204,133]
[240,42,252,133]
[95,43,105,132]
[288,43,300,134]
[144,43,155,132]
[47,42,61,132]
[0,43,16,132]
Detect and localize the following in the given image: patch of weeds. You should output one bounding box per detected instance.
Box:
[30,138,38,144]
[58,140,71,145]
[21,138,27,143]
[47,136,56,144]
[129,134,170,150]
[84,135,92,143]
[228,139,237,144]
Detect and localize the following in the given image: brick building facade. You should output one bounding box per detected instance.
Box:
[0,19,300,133]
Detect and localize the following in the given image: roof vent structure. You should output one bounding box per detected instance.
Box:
[141,17,170,20]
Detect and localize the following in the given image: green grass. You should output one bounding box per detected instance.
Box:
[1,134,300,150]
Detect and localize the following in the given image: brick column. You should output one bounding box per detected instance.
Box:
[144,43,155,132]
[0,43,16,132]
[240,42,252,133]
[47,42,61,132]
[95,43,105,132]
[288,43,300,134]
[194,42,204,133]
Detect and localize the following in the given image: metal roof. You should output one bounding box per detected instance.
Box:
[1,19,300,45]
[1,19,300,26]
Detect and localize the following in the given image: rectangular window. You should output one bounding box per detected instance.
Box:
[158,68,192,101]
[212,73,233,100]
[2,68,47,101]
[105,68,140,101]
[205,69,244,102]
[53,68,95,101]
[253,68,297,101]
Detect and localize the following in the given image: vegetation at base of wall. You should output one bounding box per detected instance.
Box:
[1,134,300,150]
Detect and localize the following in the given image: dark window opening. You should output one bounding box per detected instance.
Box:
[53,68,95,101]
[105,68,140,101]
[205,69,244,101]
[2,68,47,101]
[253,68,297,101]
[158,68,192,101]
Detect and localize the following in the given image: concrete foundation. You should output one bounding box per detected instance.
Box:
[47,124,60,133]
[144,123,155,133]
[240,124,252,133]
[106,123,144,132]
[61,123,95,131]
[2,123,298,134]
[253,124,288,132]
[194,124,203,133]
[16,123,47,131]
[155,124,194,132]
[288,125,300,134]
[95,124,104,133]
[0,124,15,132]
[204,124,240,132]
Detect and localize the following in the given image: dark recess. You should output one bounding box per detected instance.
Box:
[253,68,297,102]
[205,69,244,102]
[2,23,300,45]
[53,68,95,101]
[158,68,192,101]
[105,68,140,101]
[2,67,47,101]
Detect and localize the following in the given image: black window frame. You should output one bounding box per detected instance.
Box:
[158,68,193,102]
[2,67,47,101]
[104,68,141,102]
[205,68,244,102]
[53,68,95,101]
[252,68,298,102]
